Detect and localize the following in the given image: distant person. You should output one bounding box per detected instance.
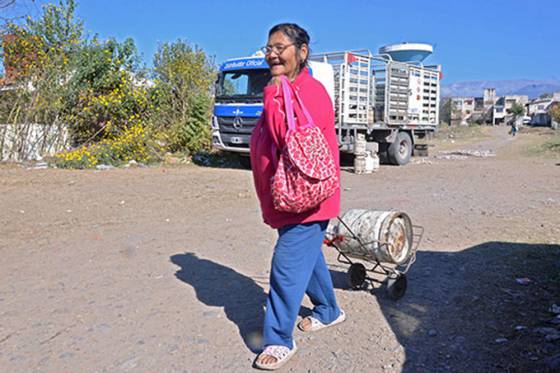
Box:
[511,118,518,136]
[249,23,345,370]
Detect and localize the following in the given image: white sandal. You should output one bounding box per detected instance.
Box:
[254,341,298,370]
[297,309,346,332]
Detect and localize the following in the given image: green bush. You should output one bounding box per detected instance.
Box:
[151,39,216,155]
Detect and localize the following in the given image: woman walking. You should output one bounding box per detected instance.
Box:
[250,23,345,370]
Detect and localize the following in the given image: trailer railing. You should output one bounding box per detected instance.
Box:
[310,50,441,130]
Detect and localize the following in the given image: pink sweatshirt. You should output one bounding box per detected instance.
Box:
[250,67,341,229]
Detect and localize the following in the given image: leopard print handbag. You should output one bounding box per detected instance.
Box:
[271,76,339,213]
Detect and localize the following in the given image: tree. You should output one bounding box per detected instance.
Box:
[62,37,150,143]
[0,0,32,24]
[1,1,217,164]
[508,102,525,117]
[1,0,155,162]
[2,0,83,123]
[2,0,153,138]
[0,0,16,7]
[439,97,451,125]
[550,104,560,127]
[0,0,84,160]
[152,39,215,154]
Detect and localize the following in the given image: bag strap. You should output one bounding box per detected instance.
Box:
[279,75,315,128]
[280,76,296,131]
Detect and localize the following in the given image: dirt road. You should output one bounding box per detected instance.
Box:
[1,126,559,372]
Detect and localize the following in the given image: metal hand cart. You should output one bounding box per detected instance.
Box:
[324,210,424,300]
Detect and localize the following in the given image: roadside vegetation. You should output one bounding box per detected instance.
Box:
[542,137,560,154]
[525,128,560,157]
[0,0,215,168]
[547,106,560,155]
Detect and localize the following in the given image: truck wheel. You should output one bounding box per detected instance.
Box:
[387,132,412,165]
[238,155,252,169]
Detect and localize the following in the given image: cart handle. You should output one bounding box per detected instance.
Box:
[323,235,345,246]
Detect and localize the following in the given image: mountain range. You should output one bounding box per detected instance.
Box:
[441,79,560,98]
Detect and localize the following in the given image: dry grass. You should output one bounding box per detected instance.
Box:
[431,124,493,151]
[435,124,491,140]
[521,127,560,158]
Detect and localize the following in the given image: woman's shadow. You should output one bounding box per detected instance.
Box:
[170,252,267,353]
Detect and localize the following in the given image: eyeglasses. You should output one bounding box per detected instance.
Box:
[260,43,295,55]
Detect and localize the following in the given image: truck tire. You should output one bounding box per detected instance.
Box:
[387,132,412,166]
[238,155,252,169]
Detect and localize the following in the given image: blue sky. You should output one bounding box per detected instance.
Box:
[6,0,560,83]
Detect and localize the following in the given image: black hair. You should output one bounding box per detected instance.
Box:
[268,23,310,70]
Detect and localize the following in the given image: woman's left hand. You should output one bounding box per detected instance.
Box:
[267,76,282,87]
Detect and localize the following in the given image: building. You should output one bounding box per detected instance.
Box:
[527,93,560,115]
[450,96,490,125]
[526,92,560,126]
[494,95,529,125]
[483,88,497,109]
[450,97,476,125]
[450,88,528,126]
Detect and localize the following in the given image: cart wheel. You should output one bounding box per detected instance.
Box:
[386,274,407,300]
[348,263,366,289]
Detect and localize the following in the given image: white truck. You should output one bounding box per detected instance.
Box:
[212,44,441,166]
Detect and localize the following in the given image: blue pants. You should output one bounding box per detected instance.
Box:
[263,220,341,348]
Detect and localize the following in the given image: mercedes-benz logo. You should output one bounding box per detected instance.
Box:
[233,116,243,129]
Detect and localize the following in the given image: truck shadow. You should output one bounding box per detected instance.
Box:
[331,242,560,372]
[191,151,251,170]
[170,252,267,353]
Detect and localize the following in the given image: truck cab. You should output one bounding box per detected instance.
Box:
[211,55,270,154]
[212,54,334,159]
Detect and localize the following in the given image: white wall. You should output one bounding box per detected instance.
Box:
[0,123,69,161]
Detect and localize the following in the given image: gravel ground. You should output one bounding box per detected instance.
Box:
[1,126,559,372]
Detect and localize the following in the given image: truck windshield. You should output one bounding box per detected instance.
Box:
[216,69,271,99]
